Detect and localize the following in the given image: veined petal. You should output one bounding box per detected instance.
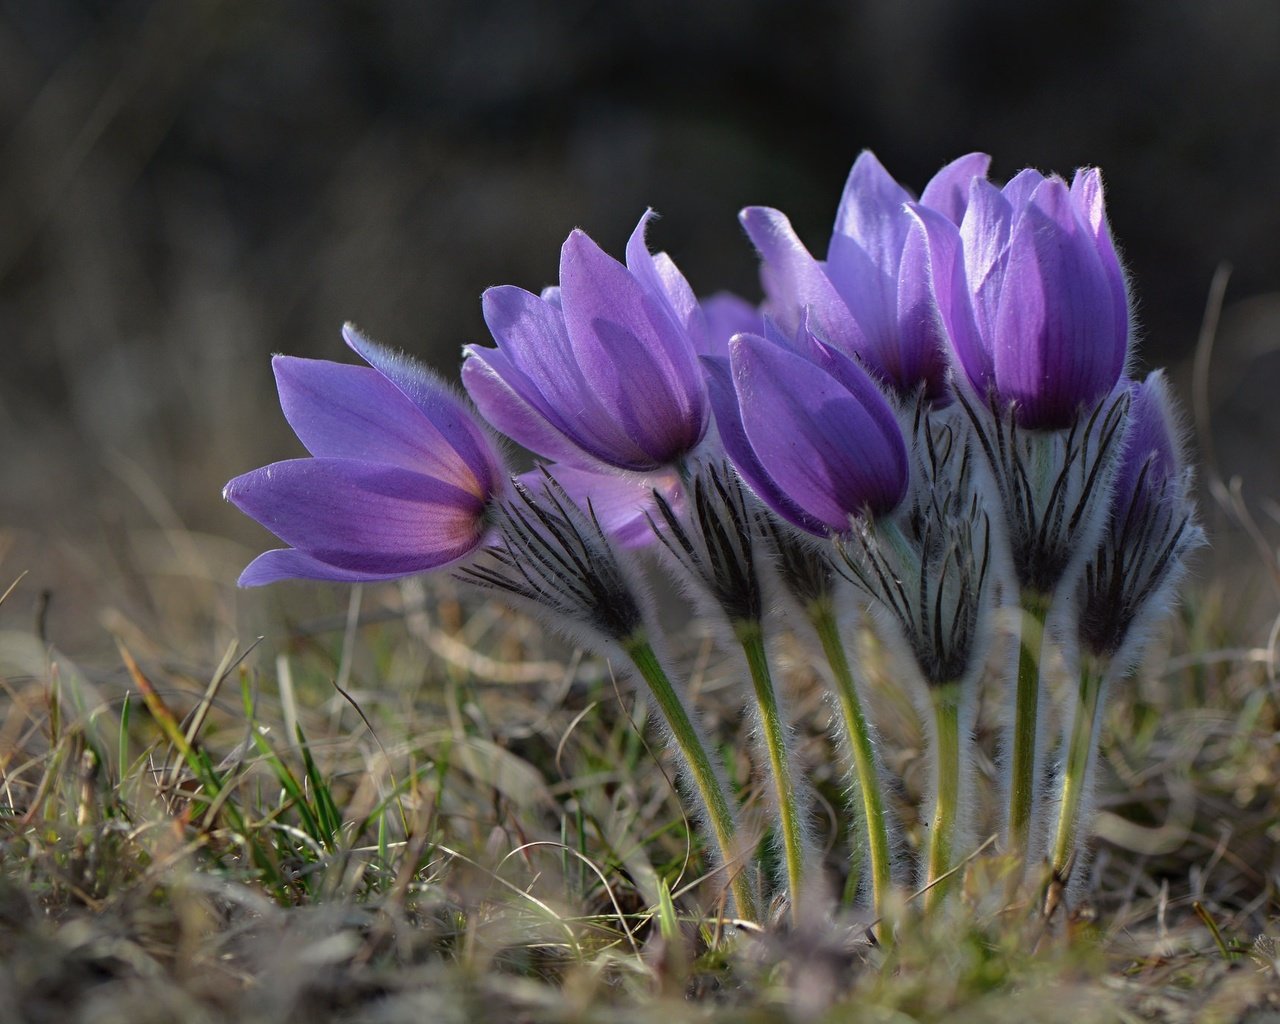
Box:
[907,203,990,396]
[993,178,1124,428]
[238,548,415,587]
[624,210,709,353]
[559,229,708,467]
[477,285,657,469]
[959,178,1015,347]
[739,205,866,357]
[919,152,992,224]
[702,353,826,534]
[731,334,908,531]
[831,150,913,268]
[1071,167,1130,368]
[224,458,487,575]
[893,217,952,403]
[273,356,480,490]
[341,325,505,495]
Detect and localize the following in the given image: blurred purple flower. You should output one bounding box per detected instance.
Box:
[913,166,1130,430]
[462,211,710,473]
[740,151,990,404]
[720,326,909,534]
[224,325,507,586]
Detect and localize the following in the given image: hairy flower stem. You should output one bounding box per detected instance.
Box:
[734,618,807,923]
[1008,589,1050,866]
[925,683,961,913]
[1049,656,1107,892]
[809,599,892,941]
[623,633,759,924]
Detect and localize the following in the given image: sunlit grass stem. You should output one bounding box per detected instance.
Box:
[1049,655,1107,890]
[734,618,808,923]
[809,598,893,939]
[622,632,760,924]
[925,683,961,913]
[1008,589,1050,863]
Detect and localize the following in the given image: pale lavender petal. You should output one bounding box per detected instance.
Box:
[740,205,866,356]
[559,229,708,467]
[825,232,895,365]
[993,178,1124,428]
[341,324,505,494]
[919,152,992,224]
[831,150,912,267]
[238,548,413,587]
[959,179,1015,347]
[224,458,486,574]
[731,335,908,531]
[893,217,952,402]
[1001,167,1048,209]
[1071,167,1130,368]
[699,292,763,359]
[273,356,481,488]
[624,210,709,353]
[906,202,990,396]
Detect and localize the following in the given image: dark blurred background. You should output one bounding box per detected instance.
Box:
[2,0,1279,647]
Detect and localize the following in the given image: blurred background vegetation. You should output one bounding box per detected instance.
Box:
[2,0,1279,653]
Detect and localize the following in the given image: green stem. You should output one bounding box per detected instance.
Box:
[624,634,759,924]
[925,683,961,913]
[734,619,807,922]
[1008,589,1050,864]
[809,599,893,938]
[1050,656,1107,888]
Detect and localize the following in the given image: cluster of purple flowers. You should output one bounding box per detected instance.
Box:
[225,150,1202,929]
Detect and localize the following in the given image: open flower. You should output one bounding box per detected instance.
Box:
[913,166,1130,430]
[462,211,709,473]
[721,327,909,534]
[740,151,990,404]
[224,325,507,585]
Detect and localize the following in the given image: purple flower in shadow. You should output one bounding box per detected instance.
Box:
[224,325,507,586]
[740,151,990,404]
[912,166,1130,430]
[710,324,909,535]
[462,211,710,472]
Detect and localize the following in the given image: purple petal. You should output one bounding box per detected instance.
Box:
[340,325,505,494]
[825,232,896,369]
[906,203,990,397]
[1115,371,1180,508]
[475,285,658,469]
[731,335,908,531]
[893,217,952,403]
[224,458,487,575]
[238,548,414,587]
[702,354,826,534]
[993,178,1125,428]
[1001,167,1048,210]
[624,210,709,353]
[538,463,682,550]
[919,152,992,224]
[273,356,485,490]
[699,292,764,359]
[959,178,1015,348]
[831,151,913,267]
[559,229,708,467]
[1071,167,1130,366]
[739,205,866,357]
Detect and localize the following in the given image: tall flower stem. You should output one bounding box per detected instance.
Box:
[925,683,962,913]
[1049,656,1108,891]
[623,633,760,924]
[734,618,807,922]
[809,598,893,940]
[1008,589,1050,864]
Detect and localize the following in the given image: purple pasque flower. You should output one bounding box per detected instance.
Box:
[739,151,991,404]
[224,325,507,586]
[462,211,710,473]
[714,323,909,535]
[912,165,1130,430]
[1077,371,1204,662]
